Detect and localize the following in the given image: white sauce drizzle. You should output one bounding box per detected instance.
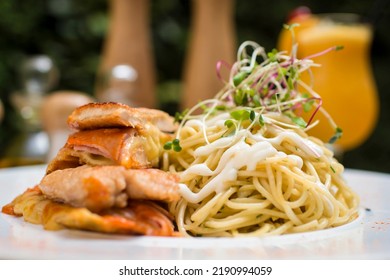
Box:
[179,114,327,204]
[180,140,277,203]
[250,130,323,158]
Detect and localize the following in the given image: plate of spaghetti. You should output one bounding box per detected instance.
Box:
[1,37,389,259]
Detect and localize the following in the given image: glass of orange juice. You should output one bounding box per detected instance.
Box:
[278,12,379,152]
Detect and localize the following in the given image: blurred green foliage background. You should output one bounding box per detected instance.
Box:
[0,0,389,172]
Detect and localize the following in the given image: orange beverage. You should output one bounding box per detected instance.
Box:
[278,13,379,151]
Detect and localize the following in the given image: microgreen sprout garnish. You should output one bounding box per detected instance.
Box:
[163,138,182,152]
[258,114,265,126]
[230,109,251,122]
[224,119,234,128]
[163,141,172,150]
[173,34,343,146]
[174,109,189,123]
[303,45,345,60]
[291,116,307,128]
[172,139,182,152]
[267,48,279,62]
[329,127,343,144]
[283,23,300,31]
[233,71,249,87]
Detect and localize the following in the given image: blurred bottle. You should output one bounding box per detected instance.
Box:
[182,0,236,110]
[95,0,156,108]
[96,64,139,105]
[277,9,379,151]
[11,55,59,131]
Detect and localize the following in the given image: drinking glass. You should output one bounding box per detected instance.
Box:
[278,13,379,152]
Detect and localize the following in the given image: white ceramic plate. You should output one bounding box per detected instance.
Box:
[0,165,389,259]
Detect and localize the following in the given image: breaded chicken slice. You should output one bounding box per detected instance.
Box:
[46,125,173,174]
[2,186,176,236]
[67,102,177,133]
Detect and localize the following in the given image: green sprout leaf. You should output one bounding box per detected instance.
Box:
[287,76,294,90]
[329,127,343,144]
[174,108,189,123]
[243,86,255,97]
[291,116,307,128]
[234,89,246,105]
[165,139,182,152]
[250,110,255,121]
[215,105,227,111]
[230,109,251,121]
[224,119,234,128]
[252,94,261,107]
[303,100,314,112]
[267,48,279,62]
[258,114,265,126]
[233,72,248,87]
[172,138,182,152]
[173,145,182,152]
[163,141,172,150]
